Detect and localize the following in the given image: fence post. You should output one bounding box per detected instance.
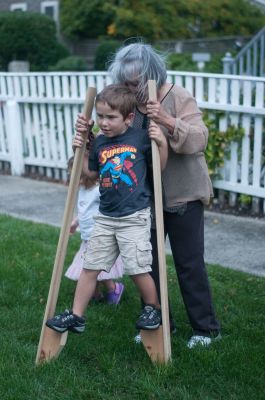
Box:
[222,52,234,74]
[6,100,25,175]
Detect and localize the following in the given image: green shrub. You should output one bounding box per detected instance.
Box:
[239,194,252,207]
[204,112,244,178]
[0,11,69,71]
[49,56,87,71]
[167,53,223,73]
[167,53,198,72]
[94,40,121,71]
[203,54,223,73]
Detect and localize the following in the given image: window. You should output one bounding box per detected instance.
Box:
[40,1,59,22]
[10,3,27,11]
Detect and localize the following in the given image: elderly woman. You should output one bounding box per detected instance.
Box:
[75,43,221,349]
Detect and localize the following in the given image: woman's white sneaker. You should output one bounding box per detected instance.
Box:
[187,335,212,349]
[134,333,142,344]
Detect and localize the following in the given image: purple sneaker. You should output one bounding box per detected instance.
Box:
[106,282,124,305]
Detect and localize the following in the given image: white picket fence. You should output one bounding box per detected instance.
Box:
[0,71,264,211]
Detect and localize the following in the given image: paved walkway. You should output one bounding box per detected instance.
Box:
[1,175,265,277]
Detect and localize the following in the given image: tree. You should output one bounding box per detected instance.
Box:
[0,12,69,71]
[60,0,116,39]
[108,0,188,41]
[183,0,265,37]
[60,0,265,41]
[60,0,188,40]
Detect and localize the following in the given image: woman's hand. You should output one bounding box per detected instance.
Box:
[72,114,94,150]
[146,100,168,124]
[146,100,175,134]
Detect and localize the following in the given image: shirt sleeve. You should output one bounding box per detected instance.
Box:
[88,139,99,172]
[142,129,152,166]
[168,90,208,155]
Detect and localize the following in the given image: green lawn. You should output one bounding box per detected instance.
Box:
[0,214,264,400]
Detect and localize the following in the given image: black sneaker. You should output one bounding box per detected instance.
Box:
[46,309,85,334]
[134,321,176,344]
[135,305,161,330]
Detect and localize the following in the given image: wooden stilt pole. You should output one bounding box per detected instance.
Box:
[140,80,171,363]
[35,87,96,365]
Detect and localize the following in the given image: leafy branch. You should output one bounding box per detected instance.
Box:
[204,111,244,178]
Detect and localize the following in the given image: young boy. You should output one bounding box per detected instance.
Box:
[46,84,168,334]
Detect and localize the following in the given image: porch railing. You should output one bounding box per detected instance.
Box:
[223,26,265,76]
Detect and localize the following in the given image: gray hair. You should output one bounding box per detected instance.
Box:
[108,43,167,103]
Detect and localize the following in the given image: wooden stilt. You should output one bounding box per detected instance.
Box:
[35,87,96,365]
[140,80,171,363]
[141,327,165,363]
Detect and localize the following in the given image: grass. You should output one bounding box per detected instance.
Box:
[0,214,264,400]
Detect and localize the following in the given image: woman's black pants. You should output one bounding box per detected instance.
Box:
[149,200,220,336]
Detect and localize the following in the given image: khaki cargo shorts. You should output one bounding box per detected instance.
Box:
[83,207,152,276]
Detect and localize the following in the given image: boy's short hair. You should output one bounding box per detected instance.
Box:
[96,84,136,119]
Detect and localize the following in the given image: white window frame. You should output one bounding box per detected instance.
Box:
[40,1,59,22]
[10,3,27,11]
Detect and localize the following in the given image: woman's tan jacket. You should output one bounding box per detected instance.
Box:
[160,84,213,207]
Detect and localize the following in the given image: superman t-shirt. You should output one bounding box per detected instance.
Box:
[89,127,152,217]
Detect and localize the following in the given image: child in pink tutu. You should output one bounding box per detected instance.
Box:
[65,155,124,305]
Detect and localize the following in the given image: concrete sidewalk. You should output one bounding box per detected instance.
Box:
[1,174,264,277]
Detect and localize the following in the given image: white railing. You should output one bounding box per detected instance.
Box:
[223,27,265,76]
[0,71,264,207]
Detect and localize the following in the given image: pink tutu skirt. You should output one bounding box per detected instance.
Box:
[65,241,124,281]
